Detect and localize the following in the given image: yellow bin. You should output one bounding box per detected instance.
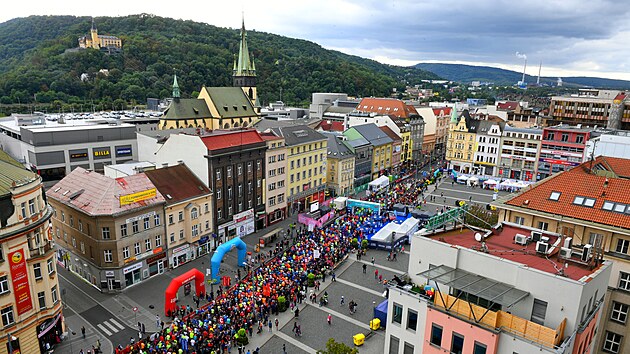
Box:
[353,333,365,346]
[369,318,381,330]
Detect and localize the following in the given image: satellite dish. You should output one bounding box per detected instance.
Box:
[475,233,482,242]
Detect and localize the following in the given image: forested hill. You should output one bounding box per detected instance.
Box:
[0,14,440,109]
[415,63,630,89]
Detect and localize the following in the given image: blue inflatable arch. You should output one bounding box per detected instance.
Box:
[210,237,247,284]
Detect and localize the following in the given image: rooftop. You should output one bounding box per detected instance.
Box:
[322,132,354,158]
[316,120,345,132]
[350,123,394,147]
[428,225,600,281]
[270,125,327,146]
[144,164,210,205]
[379,125,402,142]
[162,98,212,120]
[357,97,419,118]
[200,129,265,151]
[502,156,630,229]
[0,117,135,134]
[0,150,38,196]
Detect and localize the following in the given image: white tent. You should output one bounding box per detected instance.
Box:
[467,176,480,185]
[396,217,420,239]
[483,179,498,185]
[333,197,348,210]
[457,175,470,182]
[370,222,400,243]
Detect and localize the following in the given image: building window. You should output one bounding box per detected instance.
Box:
[603,331,622,353]
[38,291,46,310]
[29,198,35,214]
[549,191,561,200]
[61,211,65,222]
[104,250,113,263]
[217,208,222,220]
[451,332,464,354]
[102,227,110,239]
[257,160,261,171]
[205,221,210,230]
[132,221,139,233]
[69,215,74,227]
[154,214,161,226]
[34,263,42,280]
[170,233,175,243]
[227,167,232,178]
[0,276,9,294]
[403,342,414,354]
[537,221,548,231]
[514,216,525,225]
[238,165,242,176]
[191,208,198,219]
[248,200,253,209]
[155,235,162,248]
[217,188,222,200]
[46,258,54,275]
[1,306,14,327]
[616,239,630,254]
[611,302,629,324]
[134,243,141,255]
[388,335,399,354]
[179,230,184,240]
[406,309,418,331]
[228,187,233,199]
[473,342,487,354]
[168,214,174,224]
[430,324,443,346]
[145,238,152,251]
[144,217,150,230]
[192,224,199,237]
[391,302,403,324]
[620,272,630,291]
[51,286,58,304]
[531,298,548,325]
[178,211,184,221]
[21,202,26,218]
[204,203,209,213]
[123,247,130,259]
[216,170,221,180]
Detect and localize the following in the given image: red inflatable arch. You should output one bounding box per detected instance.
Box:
[164,268,205,316]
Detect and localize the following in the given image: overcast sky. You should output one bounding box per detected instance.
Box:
[2,0,629,80]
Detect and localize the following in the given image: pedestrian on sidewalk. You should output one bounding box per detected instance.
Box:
[371,256,375,265]
[374,269,379,279]
[331,271,336,282]
[340,295,345,306]
[275,318,279,331]
[81,326,85,338]
[362,264,367,273]
[268,319,273,332]
[156,315,160,330]
[283,343,287,354]
[327,313,332,325]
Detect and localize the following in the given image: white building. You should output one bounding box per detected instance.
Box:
[472,120,503,176]
[584,131,630,162]
[498,126,542,181]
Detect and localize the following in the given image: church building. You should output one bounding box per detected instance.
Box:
[159,19,260,130]
[78,18,122,52]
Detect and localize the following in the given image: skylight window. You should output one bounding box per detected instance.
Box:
[549,191,561,201]
[583,198,596,207]
[614,204,626,213]
[573,196,584,205]
[603,201,614,211]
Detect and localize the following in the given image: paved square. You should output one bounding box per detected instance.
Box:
[259,335,310,354]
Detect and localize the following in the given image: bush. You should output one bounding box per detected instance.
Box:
[278,296,287,312]
[361,239,368,249]
[307,273,316,287]
[235,328,249,345]
[351,238,359,248]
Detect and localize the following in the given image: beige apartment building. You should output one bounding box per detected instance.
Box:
[48,168,166,292]
[260,132,288,226]
[323,132,355,197]
[144,164,213,268]
[0,150,63,353]
[494,156,630,354]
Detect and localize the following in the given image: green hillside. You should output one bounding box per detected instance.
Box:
[0,14,440,111]
[415,63,630,89]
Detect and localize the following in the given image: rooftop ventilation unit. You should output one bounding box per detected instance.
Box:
[536,241,549,254]
[514,234,529,245]
[559,247,572,259]
[531,231,542,242]
[582,244,593,262]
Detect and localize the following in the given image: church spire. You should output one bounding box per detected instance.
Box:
[172,74,180,99]
[233,15,256,78]
[91,17,96,31]
[450,103,459,124]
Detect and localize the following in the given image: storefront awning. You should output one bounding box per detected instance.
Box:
[38,313,62,338]
[418,265,529,308]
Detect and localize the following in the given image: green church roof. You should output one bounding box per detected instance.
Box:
[163,98,212,120]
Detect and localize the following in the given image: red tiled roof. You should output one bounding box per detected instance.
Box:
[430,225,598,281]
[201,130,264,151]
[497,101,518,111]
[378,125,402,142]
[432,107,452,116]
[357,98,417,118]
[47,167,165,216]
[598,156,630,178]
[260,132,283,141]
[503,157,630,229]
[144,164,210,205]
[316,120,345,132]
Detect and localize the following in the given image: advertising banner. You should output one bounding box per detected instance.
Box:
[120,189,157,206]
[9,249,33,315]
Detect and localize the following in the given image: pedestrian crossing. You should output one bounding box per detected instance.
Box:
[96,318,125,336]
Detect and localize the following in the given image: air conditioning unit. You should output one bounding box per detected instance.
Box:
[536,241,549,254]
[563,237,573,249]
[531,231,542,242]
[514,234,529,245]
[559,247,572,259]
[541,236,550,244]
[582,244,593,262]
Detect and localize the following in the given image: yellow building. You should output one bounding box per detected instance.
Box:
[0,150,63,354]
[446,107,477,173]
[78,19,122,51]
[273,126,327,215]
[323,132,355,196]
[159,20,259,130]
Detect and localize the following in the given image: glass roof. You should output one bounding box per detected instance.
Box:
[418,265,529,308]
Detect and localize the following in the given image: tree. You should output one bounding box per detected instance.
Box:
[317,338,358,354]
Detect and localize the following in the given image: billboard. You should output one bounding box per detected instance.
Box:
[9,249,33,315]
[119,188,157,206]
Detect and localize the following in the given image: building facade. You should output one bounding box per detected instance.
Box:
[472,121,503,176]
[78,19,122,52]
[538,125,593,180]
[144,164,213,268]
[446,108,477,173]
[260,132,288,226]
[0,115,137,181]
[494,156,630,354]
[48,168,166,292]
[0,150,63,354]
[344,124,393,179]
[272,126,327,215]
[379,126,402,173]
[547,89,630,130]
[323,132,355,197]
[584,131,630,162]
[342,134,372,189]
[498,126,542,181]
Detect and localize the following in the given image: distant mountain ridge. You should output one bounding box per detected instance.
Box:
[414,63,630,89]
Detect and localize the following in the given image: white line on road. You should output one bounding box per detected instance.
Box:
[109,318,125,330]
[104,320,120,333]
[336,278,385,297]
[358,260,405,275]
[275,332,318,354]
[97,323,112,336]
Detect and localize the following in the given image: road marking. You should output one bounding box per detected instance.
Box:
[103,320,120,333]
[97,323,112,336]
[358,260,405,275]
[336,278,385,297]
[275,332,318,354]
[109,318,125,330]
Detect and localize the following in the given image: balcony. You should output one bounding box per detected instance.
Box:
[29,241,55,258]
[433,291,566,349]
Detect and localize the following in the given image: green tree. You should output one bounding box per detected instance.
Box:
[317,338,358,354]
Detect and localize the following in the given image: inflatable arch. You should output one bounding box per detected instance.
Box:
[164,268,205,316]
[210,237,247,284]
